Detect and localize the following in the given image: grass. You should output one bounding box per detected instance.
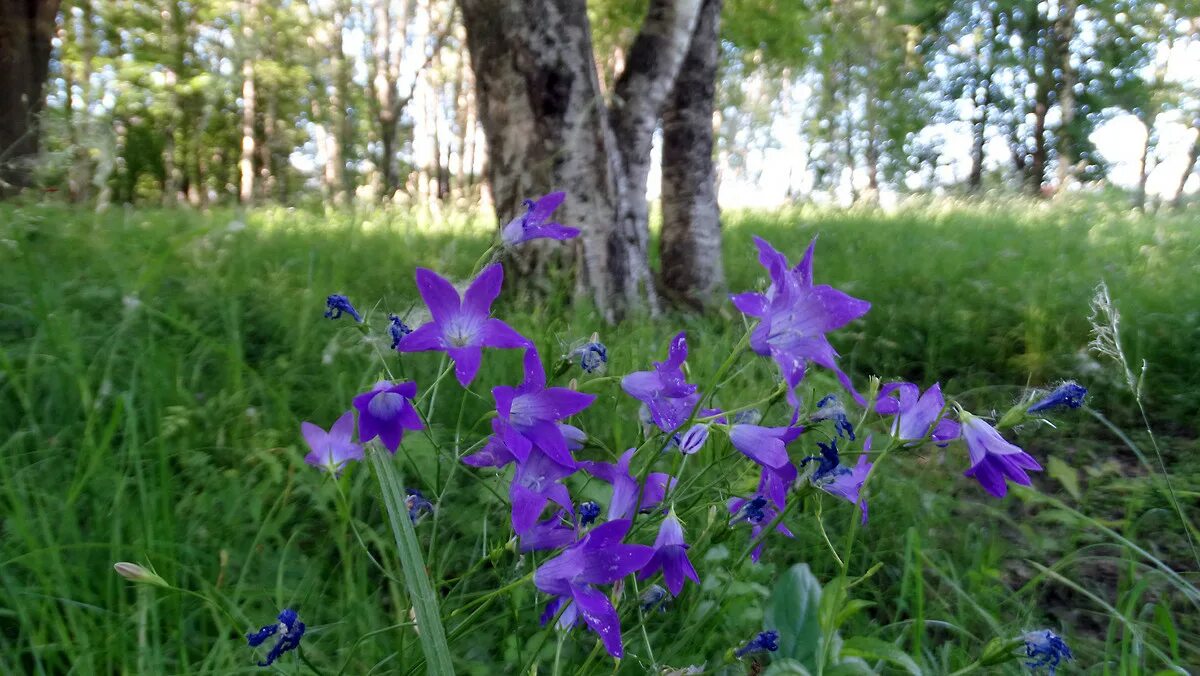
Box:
[1,197,1197,674]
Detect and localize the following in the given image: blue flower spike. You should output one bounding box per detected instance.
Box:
[246,608,305,667]
[1025,629,1073,674]
[1028,381,1087,414]
[324,294,362,322]
[735,630,780,658]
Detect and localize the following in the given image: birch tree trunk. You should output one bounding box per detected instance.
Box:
[0,0,60,194]
[238,0,256,203]
[1054,0,1077,191]
[1171,120,1199,210]
[460,0,701,321]
[660,0,723,308]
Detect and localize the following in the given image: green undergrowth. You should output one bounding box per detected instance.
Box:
[1,199,1196,673]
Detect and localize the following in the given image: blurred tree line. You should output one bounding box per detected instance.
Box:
[3,0,1198,208]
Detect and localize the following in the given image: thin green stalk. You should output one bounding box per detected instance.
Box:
[368,446,455,676]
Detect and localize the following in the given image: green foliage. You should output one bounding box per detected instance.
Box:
[1,201,1197,672]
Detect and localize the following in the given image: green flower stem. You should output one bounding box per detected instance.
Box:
[368,445,455,676]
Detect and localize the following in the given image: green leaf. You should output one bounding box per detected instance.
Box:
[825,658,877,676]
[766,563,824,669]
[763,659,815,676]
[839,636,923,675]
[835,600,876,629]
[1046,455,1081,499]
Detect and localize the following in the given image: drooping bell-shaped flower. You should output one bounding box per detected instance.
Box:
[352,381,423,453]
[638,511,700,595]
[959,410,1043,498]
[621,332,700,432]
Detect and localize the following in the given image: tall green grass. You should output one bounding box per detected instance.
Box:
[1,199,1196,673]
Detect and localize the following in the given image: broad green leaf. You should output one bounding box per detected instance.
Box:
[835,600,876,629]
[763,659,815,676]
[766,563,824,669]
[824,658,877,676]
[839,636,923,675]
[1046,455,1081,499]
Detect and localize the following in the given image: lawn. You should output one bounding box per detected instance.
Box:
[1,198,1197,673]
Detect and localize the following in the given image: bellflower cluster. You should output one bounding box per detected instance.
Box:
[246,609,305,667]
[287,196,1088,668]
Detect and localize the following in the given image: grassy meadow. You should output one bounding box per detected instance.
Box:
[1,198,1198,673]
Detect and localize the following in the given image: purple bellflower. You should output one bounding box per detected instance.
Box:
[1025,629,1073,674]
[534,519,654,658]
[621,332,701,432]
[959,411,1042,497]
[352,381,423,453]
[638,511,700,595]
[876,382,959,444]
[324,294,362,322]
[671,424,710,455]
[580,449,674,520]
[729,419,803,473]
[730,237,870,406]
[493,349,595,466]
[246,609,306,667]
[396,264,532,387]
[735,630,780,658]
[510,448,577,533]
[757,460,798,510]
[728,495,794,563]
[301,410,364,474]
[812,438,873,524]
[500,192,581,247]
[1028,381,1087,413]
[519,510,576,552]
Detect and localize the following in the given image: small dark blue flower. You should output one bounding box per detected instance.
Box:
[815,394,855,440]
[735,630,779,658]
[639,583,669,612]
[405,488,433,523]
[1024,629,1073,674]
[579,500,601,527]
[729,495,769,525]
[324,294,362,322]
[801,441,849,483]
[573,341,608,374]
[389,314,413,349]
[246,608,305,667]
[1028,381,1087,414]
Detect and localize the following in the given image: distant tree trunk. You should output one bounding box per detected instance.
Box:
[460,0,702,321]
[1171,120,1199,210]
[1029,84,1050,196]
[320,0,349,205]
[1054,0,1077,191]
[660,0,723,308]
[238,0,256,203]
[967,75,991,192]
[1135,114,1154,211]
[0,0,61,194]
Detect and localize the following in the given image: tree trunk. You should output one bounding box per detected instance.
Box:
[1054,0,1077,191]
[0,0,61,194]
[1171,120,1199,210]
[460,0,701,321]
[238,0,256,203]
[660,0,723,308]
[1029,85,1049,196]
[1135,113,1154,211]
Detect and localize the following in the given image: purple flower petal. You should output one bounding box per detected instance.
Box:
[569,582,625,657]
[395,322,444,352]
[447,345,483,387]
[480,318,531,349]
[414,268,461,325]
[462,263,504,319]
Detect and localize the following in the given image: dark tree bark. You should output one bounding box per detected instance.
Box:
[460,0,701,321]
[1053,0,1077,191]
[1171,119,1199,210]
[0,0,60,194]
[660,0,723,308]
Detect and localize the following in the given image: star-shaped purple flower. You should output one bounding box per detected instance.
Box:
[396,264,532,387]
[731,237,870,406]
[621,332,701,432]
[876,382,959,443]
[500,192,581,246]
[959,411,1042,497]
[352,381,423,453]
[301,410,364,474]
[534,519,654,658]
[638,512,700,595]
[510,447,577,533]
[580,448,674,521]
[728,494,794,563]
[493,349,595,466]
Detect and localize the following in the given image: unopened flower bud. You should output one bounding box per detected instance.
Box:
[113,562,168,588]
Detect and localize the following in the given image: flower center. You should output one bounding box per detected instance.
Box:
[368,391,404,419]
